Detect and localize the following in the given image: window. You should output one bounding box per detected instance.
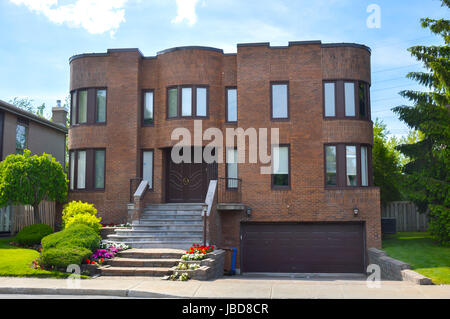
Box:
[71,92,76,125]
[168,87,178,118]
[69,149,106,191]
[77,150,86,189]
[324,82,335,117]
[226,148,238,188]
[96,89,106,123]
[324,144,372,188]
[142,150,154,189]
[143,90,154,125]
[167,85,209,119]
[196,87,207,117]
[271,83,289,119]
[71,88,107,125]
[78,90,88,124]
[69,151,75,190]
[346,146,357,186]
[15,120,28,154]
[272,145,290,188]
[226,87,237,122]
[181,87,192,116]
[361,146,368,186]
[94,150,105,189]
[325,146,337,186]
[344,82,355,117]
[323,81,370,120]
[359,82,368,118]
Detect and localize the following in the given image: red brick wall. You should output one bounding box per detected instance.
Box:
[68,43,381,260]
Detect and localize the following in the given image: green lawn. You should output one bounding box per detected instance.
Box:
[382,232,450,285]
[0,237,84,279]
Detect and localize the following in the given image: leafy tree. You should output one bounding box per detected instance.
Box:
[0,150,68,224]
[392,0,450,245]
[9,97,47,119]
[372,119,404,204]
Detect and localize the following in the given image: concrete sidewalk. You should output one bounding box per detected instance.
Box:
[0,276,449,299]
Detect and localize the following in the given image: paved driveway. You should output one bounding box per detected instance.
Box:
[0,276,449,299]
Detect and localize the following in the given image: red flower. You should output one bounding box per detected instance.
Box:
[86,259,91,264]
[91,261,96,265]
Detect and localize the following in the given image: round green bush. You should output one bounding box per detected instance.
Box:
[15,224,53,246]
[41,224,101,251]
[62,201,98,227]
[65,212,102,233]
[40,246,92,269]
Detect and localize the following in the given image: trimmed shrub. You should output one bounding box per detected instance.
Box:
[41,224,101,251]
[65,213,102,233]
[62,201,98,226]
[428,205,450,246]
[15,224,53,246]
[40,246,92,269]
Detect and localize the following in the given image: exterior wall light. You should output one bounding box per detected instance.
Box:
[353,208,359,216]
[246,206,252,218]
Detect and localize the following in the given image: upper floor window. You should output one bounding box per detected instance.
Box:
[323,81,370,120]
[142,90,154,125]
[167,85,209,119]
[71,88,107,125]
[271,82,289,120]
[272,145,290,189]
[16,118,28,154]
[69,148,106,191]
[226,87,237,122]
[324,144,372,188]
[226,148,238,188]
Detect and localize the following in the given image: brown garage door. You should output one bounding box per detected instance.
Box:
[241,223,365,273]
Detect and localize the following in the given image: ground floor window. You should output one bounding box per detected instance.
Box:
[69,148,106,191]
[142,150,154,189]
[272,145,290,189]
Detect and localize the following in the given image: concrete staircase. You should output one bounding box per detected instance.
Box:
[100,248,184,276]
[107,203,205,249]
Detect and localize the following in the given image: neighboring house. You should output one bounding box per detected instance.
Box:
[0,99,67,234]
[68,41,381,274]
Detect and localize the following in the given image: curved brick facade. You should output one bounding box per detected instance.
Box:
[68,42,381,267]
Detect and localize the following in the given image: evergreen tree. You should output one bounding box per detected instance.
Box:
[392,0,450,245]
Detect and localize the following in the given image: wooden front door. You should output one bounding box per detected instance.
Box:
[166,148,217,203]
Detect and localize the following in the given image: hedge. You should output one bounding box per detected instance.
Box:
[15,224,53,246]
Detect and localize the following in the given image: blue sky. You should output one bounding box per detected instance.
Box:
[0,0,447,137]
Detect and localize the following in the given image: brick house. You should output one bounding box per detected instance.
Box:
[68,41,381,274]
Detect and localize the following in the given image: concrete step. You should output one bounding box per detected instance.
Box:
[104,258,180,268]
[115,229,203,236]
[107,235,203,243]
[140,215,203,221]
[130,224,203,231]
[142,210,203,216]
[100,266,172,276]
[145,203,205,211]
[135,220,203,225]
[115,242,195,249]
[118,249,185,259]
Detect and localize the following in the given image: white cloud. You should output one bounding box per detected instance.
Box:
[172,0,199,26]
[10,0,128,37]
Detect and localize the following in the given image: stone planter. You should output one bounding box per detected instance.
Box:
[170,249,225,281]
[80,263,102,276]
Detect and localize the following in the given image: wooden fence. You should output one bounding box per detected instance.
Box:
[0,201,56,234]
[381,201,428,232]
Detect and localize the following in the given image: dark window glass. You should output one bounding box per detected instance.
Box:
[15,123,27,154]
[359,82,367,118]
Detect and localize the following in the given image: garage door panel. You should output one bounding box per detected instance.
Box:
[241,223,365,273]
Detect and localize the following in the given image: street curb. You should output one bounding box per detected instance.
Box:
[0,287,179,298]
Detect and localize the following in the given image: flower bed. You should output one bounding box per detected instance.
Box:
[180,244,214,261]
[84,241,129,266]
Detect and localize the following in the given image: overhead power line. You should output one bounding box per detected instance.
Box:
[372,63,422,74]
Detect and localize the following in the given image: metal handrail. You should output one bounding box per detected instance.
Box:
[129,178,143,203]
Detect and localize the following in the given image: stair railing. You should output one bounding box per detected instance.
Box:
[203,180,217,246]
[128,179,149,224]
